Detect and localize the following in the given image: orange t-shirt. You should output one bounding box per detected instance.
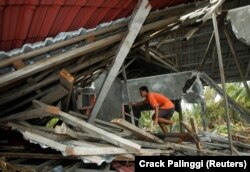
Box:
[146,92,174,109]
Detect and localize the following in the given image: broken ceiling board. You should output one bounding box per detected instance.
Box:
[31,100,141,153]
[227,5,250,45]
[111,118,163,144]
[0,107,56,122]
[0,33,124,89]
[56,110,141,153]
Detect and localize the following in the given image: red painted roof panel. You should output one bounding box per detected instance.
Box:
[0,0,193,51]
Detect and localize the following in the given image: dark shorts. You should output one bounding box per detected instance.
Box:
[159,108,175,120]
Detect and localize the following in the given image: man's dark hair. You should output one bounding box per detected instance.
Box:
[139,86,149,93]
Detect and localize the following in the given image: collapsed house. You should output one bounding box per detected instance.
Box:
[0,0,250,171]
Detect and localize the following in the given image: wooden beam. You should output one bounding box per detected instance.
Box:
[202,0,225,22]
[0,107,56,122]
[40,84,68,105]
[190,118,202,154]
[212,12,233,155]
[197,31,215,71]
[121,65,135,125]
[60,69,75,112]
[65,140,112,165]
[140,149,173,156]
[141,47,178,72]
[57,110,141,153]
[0,53,112,106]
[69,110,123,131]
[180,121,192,133]
[88,0,152,123]
[0,87,51,116]
[0,33,124,89]
[30,101,141,153]
[111,118,163,144]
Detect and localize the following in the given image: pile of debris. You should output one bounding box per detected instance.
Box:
[1,98,250,171]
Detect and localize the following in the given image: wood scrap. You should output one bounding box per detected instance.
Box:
[111,118,163,144]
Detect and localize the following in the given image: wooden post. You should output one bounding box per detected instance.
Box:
[190,118,202,154]
[60,69,75,112]
[88,0,152,123]
[212,12,233,155]
[122,65,135,125]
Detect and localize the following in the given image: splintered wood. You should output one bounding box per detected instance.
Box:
[111,118,163,144]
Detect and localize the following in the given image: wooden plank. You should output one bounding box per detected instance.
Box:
[0,33,124,89]
[197,32,215,71]
[40,84,68,105]
[54,123,78,139]
[58,111,141,153]
[0,53,111,106]
[34,160,57,171]
[0,87,51,116]
[210,135,250,149]
[68,110,123,131]
[180,121,193,133]
[89,0,152,123]
[60,69,74,112]
[32,100,141,153]
[111,118,163,144]
[190,118,202,154]
[54,123,101,141]
[65,140,115,165]
[140,149,173,156]
[0,107,56,122]
[65,147,130,156]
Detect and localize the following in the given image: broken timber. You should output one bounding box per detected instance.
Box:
[33,100,141,153]
[111,118,164,144]
[88,0,152,123]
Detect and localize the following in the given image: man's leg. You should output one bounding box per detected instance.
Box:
[159,123,168,133]
[158,117,175,125]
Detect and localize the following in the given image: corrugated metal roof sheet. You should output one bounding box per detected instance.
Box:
[0,0,193,51]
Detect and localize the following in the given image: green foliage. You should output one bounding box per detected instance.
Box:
[184,82,250,133]
[138,110,162,133]
[138,110,179,133]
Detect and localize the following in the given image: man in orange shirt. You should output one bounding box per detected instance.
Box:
[131,86,175,133]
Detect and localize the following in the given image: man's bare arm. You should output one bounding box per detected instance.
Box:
[131,99,147,106]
